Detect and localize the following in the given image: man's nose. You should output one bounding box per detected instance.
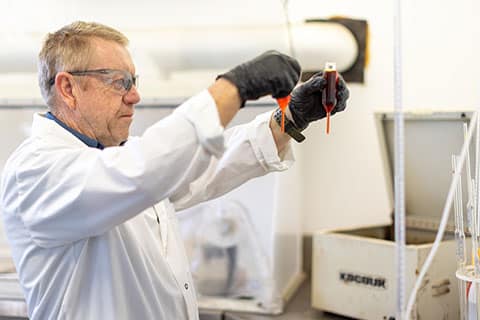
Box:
[124,85,141,105]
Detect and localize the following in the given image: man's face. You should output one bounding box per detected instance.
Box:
[73,38,141,147]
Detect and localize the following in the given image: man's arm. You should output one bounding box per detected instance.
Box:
[208,76,295,158]
[171,110,294,211]
[207,79,296,158]
[207,78,242,127]
[171,73,350,210]
[208,50,301,156]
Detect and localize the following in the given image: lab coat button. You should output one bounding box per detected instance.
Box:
[184,283,189,290]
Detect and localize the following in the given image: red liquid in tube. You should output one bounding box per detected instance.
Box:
[322,62,338,134]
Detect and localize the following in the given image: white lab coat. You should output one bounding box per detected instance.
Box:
[0,90,294,320]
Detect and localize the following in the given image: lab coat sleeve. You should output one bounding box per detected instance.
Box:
[171,111,295,211]
[0,90,225,248]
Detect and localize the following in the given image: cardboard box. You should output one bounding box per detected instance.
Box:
[312,111,473,319]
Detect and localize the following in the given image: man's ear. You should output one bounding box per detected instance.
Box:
[54,72,79,109]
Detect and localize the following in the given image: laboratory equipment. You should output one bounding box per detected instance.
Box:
[449,116,480,320]
[322,62,338,134]
[179,200,270,298]
[312,111,472,319]
[457,121,480,320]
[453,155,468,319]
[403,109,477,319]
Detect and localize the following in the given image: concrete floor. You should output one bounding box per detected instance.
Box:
[200,279,353,320]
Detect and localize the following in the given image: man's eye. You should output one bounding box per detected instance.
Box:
[111,78,126,90]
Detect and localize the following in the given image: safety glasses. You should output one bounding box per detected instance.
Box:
[49,69,139,94]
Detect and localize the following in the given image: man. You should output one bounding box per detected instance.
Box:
[0,21,348,319]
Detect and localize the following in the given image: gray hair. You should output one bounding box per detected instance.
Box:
[38,21,129,107]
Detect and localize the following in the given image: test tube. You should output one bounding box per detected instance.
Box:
[453,155,468,320]
[464,123,474,237]
[322,62,338,134]
[453,155,467,268]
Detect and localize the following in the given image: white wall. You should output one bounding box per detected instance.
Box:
[290,0,480,233]
[289,0,395,233]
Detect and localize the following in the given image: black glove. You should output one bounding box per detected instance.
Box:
[218,50,301,107]
[289,71,349,130]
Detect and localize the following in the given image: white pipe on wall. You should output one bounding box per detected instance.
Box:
[136,22,358,78]
[0,21,359,100]
[0,21,358,76]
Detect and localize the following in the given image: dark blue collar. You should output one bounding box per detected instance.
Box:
[45,112,105,150]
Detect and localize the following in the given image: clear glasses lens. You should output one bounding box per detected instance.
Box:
[107,71,138,93]
[67,69,139,94]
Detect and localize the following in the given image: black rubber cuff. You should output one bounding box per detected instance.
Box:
[273,108,306,143]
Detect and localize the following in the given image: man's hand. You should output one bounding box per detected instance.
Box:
[218,50,301,106]
[289,72,349,130]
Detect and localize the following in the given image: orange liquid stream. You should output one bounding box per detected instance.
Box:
[276,96,291,133]
[324,106,334,135]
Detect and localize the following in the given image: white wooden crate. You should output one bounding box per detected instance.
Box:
[312,226,458,319]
